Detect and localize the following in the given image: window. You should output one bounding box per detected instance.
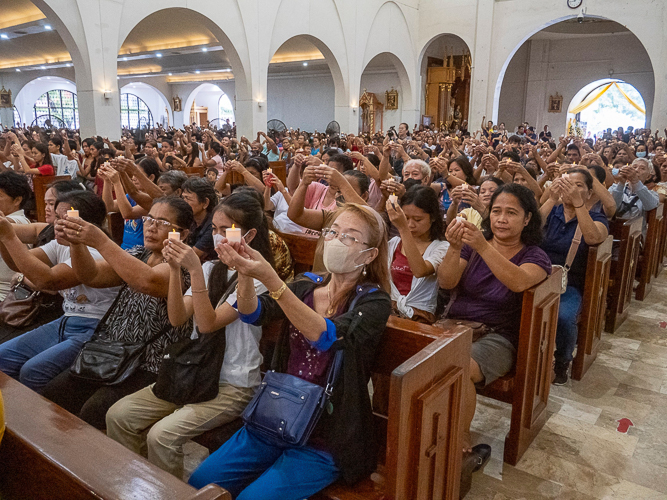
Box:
[218,93,235,124]
[120,93,153,130]
[575,81,645,136]
[13,106,21,127]
[33,89,79,129]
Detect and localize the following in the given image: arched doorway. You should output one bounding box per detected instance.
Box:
[567,80,645,138]
[120,93,154,131]
[120,82,171,127]
[496,17,654,137]
[267,36,342,132]
[418,34,472,131]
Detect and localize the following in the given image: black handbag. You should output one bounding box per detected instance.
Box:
[152,278,237,406]
[241,283,376,447]
[69,287,172,385]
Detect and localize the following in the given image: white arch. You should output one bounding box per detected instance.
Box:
[120,82,172,127]
[14,76,77,127]
[491,14,656,125]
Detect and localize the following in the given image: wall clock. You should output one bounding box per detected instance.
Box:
[567,0,583,9]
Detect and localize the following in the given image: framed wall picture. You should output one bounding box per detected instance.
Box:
[422,115,432,127]
[173,96,182,112]
[385,88,398,110]
[0,87,12,108]
[548,93,563,113]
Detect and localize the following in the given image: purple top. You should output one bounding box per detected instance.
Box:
[448,244,552,347]
[286,290,334,386]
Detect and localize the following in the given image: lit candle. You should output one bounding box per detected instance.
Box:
[267,167,272,174]
[456,214,466,223]
[226,224,242,243]
[462,182,468,190]
[388,193,398,204]
[562,173,569,180]
[67,207,79,218]
[168,228,180,241]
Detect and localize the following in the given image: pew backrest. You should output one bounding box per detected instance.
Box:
[275,230,319,274]
[33,175,71,222]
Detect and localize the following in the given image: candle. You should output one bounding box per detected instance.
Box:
[226,224,242,244]
[562,173,569,180]
[456,214,466,223]
[267,168,272,174]
[67,207,79,218]
[168,229,180,241]
[462,182,468,190]
[388,193,398,204]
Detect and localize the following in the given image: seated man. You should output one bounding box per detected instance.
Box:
[609,158,660,235]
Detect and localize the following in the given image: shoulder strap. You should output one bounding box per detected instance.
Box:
[94,284,127,337]
[564,225,583,271]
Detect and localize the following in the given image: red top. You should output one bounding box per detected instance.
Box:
[391,242,414,296]
[36,164,54,176]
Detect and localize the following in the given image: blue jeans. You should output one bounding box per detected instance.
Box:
[0,316,99,392]
[555,286,583,365]
[189,427,340,500]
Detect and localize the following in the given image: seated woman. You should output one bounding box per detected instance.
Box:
[188,203,391,500]
[446,176,503,228]
[437,184,551,478]
[386,185,448,323]
[40,197,195,429]
[12,142,54,176]
[106,192,274,478]
[0,191,120,391]
[433,155,476,210]
[182,177,218,262]
[540,169,608,385]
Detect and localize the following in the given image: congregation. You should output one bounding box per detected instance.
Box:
[0,116,666,499]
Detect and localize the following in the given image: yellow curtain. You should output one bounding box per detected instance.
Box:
[569,83,613,114]
[613,82,646,114]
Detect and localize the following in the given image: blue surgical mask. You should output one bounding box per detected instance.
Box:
[612,168,620,176]
[636,151,646,158]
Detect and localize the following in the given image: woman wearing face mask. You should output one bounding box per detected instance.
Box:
[106,192,274,478]
[385,185,448,323]
[189,204,391,500]
[540,169,608,385]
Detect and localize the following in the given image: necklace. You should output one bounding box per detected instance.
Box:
[326,282,335,317]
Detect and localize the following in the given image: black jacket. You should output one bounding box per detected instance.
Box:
[253,273,392,484]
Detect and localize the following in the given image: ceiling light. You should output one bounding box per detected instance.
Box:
[122,57,128,61]
[40,65,46,69]
[45,25,52,30]
[156,52,162,58]
[195,70,201,74]
[303,62,308,66]
[117,76,120,79]
[168,72,172,76]
[0,34,8,39]
[202,47,208,52]
[66,63,72,67]
[15,68,21,72]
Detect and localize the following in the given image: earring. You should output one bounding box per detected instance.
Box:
[362,265,367,277]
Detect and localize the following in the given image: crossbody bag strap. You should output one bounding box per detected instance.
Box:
[93,284,128,338]
[564,225,583,271]
[442,290,458,319]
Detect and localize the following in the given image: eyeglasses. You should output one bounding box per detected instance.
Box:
[142,216,181,231]
[322,228,370,247]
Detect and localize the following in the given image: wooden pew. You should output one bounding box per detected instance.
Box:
[275,230,319,275]
[195,318,472,500]
[477,269,562,466]
[184,166,205,177]
[605,215,642,333]
[654,200,667,278]
[635,205,663,300]
[268,160,287,186]
[33,175,71,222]
[571,236,613,381]
[108,211,125,246]
[0,372,230,500]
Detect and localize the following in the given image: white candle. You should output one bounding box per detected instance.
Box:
[267,168,272,174]
[67,207,79,218]
[562,173,569,180]
[388,193,398,204]
[226,224,242,243]
[168,229,180,241]
[456,214,466,223]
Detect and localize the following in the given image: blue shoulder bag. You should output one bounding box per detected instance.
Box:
[242,280,377,447]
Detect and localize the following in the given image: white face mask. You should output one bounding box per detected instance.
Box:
[322,238,374,274]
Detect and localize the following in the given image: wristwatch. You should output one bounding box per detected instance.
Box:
[268,282,288,300]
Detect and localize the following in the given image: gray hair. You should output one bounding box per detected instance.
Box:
[404,159,431,179]
[158,169,188,190]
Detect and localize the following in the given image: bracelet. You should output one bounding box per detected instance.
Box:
[191,288,208,293]
[234,284,256,301]
[573,203,585,209]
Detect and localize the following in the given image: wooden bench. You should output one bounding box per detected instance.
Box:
[477,268,562,466]
[33,175,71,222]
[571,236,613,381]
[108,211,125,246]
[605,215,642,333]
[195,318,472,500]
[184,166,205,177]
[0,372,231,500]
[635,205,663,300]
[654,200,667,278]
[275,230,319,275]
[228,160,287,186]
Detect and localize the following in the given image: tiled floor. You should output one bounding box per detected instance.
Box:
[467,272,667,499]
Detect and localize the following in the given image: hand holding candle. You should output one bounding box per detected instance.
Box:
[168,228,180,241]
[388,193,398,205]
[67,207,79,218]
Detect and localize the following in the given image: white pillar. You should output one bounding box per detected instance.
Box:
[468,0,496,127]
[235,98,266,139]
[0,108,13,128]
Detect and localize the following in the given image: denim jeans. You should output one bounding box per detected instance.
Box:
[554,286,583,365]
[189,427,340,500]
[0,316,99,392]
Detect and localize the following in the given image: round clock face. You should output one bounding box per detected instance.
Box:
[568,0,583,8]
